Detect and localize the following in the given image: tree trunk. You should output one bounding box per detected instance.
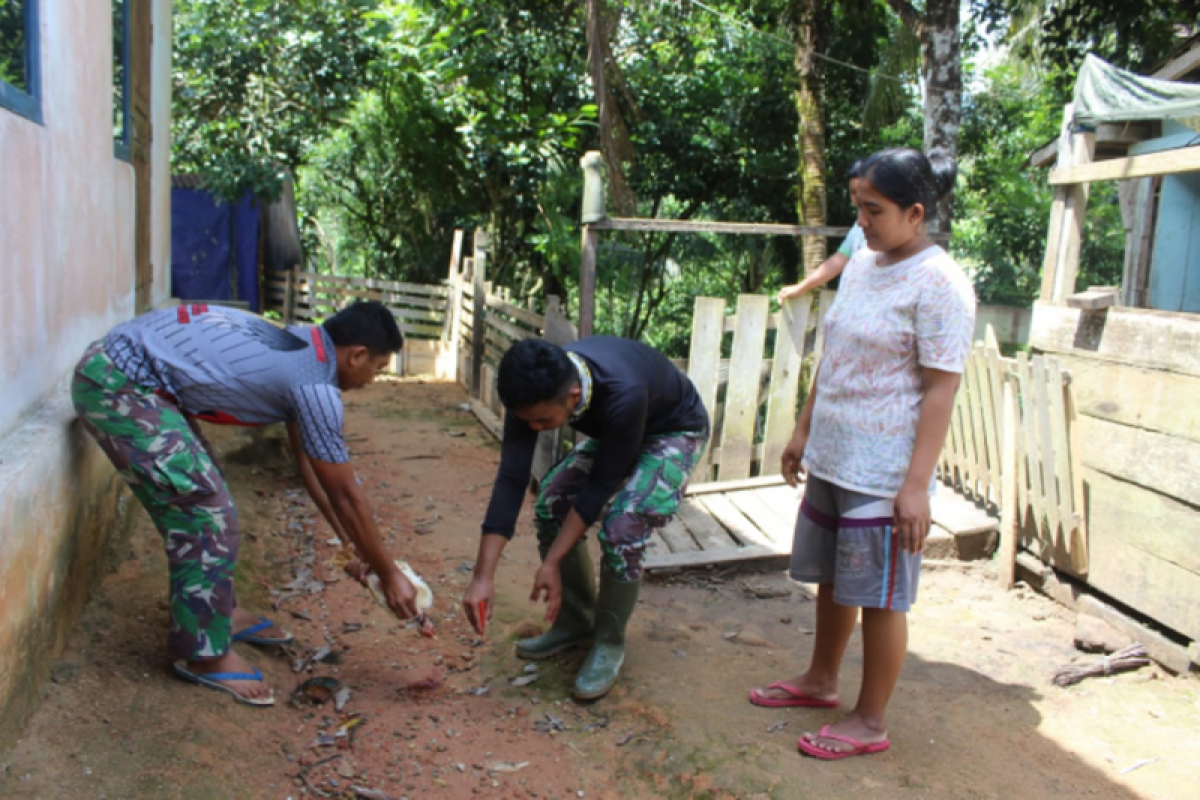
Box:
[790,0,827,276]
[920,0,961,234]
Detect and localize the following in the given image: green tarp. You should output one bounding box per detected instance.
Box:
[1073,53,1200,131]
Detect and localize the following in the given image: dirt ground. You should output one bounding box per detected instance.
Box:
[1,379,1198,799]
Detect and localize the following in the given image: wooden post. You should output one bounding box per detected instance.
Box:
[1039,104,1096,304]
[471,231,488,399]
[444,230,465,381]
[998,379,1019,589]
[578,151,606,338]
[282,267,295,324]
[579,226,597,337]
[531,296,579,487]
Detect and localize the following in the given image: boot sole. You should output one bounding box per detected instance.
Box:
[515,640,593,661]
[571,682,615,701]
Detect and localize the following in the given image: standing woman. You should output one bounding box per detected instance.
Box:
[748,148,975,759]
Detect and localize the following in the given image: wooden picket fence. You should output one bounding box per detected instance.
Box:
[686,293,1084,573]
[679,291,834,484]
[940,338,1086,573]
[263,269,451,340]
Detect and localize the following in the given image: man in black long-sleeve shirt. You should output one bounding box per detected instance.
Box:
[462,336,709,699]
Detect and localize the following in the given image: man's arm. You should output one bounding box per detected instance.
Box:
[307,457,420,620]
[462,413,539,633]
[286,421,349,545]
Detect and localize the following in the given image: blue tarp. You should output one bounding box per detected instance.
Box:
[171,187,260,311]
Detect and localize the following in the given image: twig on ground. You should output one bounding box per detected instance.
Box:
[1053,644,1150,687]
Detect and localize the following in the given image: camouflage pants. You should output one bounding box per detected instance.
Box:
[72,341,238,661]
[535,431,708,580]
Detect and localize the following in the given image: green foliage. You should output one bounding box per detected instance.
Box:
[0,0,28,91]
[172,0,387,202]
[954,63,1124,307]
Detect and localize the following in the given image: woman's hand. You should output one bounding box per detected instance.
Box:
[781,428,809,488]
[893,481,931,554]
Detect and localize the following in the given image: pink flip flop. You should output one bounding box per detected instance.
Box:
[748,681,840,708]
[798,725,890,760]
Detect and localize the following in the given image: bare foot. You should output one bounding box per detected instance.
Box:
[751,673,838,704]
[801,714,887,755]
[186,650,274,703]
[231,607,289,641]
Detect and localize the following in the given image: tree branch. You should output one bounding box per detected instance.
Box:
[884,0,924,33]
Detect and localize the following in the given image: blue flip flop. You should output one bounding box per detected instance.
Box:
[232,616,294,646]
[172,661,275,707]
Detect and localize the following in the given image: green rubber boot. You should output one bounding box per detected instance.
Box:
[572,568,641,700]
[516,542,596,660]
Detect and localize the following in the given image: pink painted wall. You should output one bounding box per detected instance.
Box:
[0,0,168,438]
[0,0,174,748]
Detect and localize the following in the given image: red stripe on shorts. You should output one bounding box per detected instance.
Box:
[311,327,328,362]
[177,306,190,324]
[886,528,899,609]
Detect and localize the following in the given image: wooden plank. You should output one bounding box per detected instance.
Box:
[998,381,1019,589]
[1078,416,1200,505]
[811,290,835,368]
[1085,468,1200,640]
[645,531,670,559]
[1031,355,1062,537]
[657,518,701,553]
[471,234,487,399]
[1030,302,1200,379]
[717,295,770,481]
[762,301,808,473]
[695,494,786,553]
[469,398,503,441]
[964,347,991,493]
[687,297,726,480]
[930,487,999,536]
[727,490,793,546]
[1039,190,1068,303]
[755,484,803,522]
[686,475,787,496]
[593,217,850,237]
[674,498,740,551]
[644,544,781,571]
[579,225,597,337]
[1066,288,1118,310]
[1052,354,1200,442]
[1014,353,1047,547]
[973,344,1001,500]
[1045,359,1079,537]
[486,295,545,329]
[486,314,537,343]
[1049,145,1200,186]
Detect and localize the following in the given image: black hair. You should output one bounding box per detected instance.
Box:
[858,147,958,224]
[322,301,404,356]
[846,158,864,180]
[496,339,578,410]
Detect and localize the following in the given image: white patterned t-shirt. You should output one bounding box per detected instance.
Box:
[803,245,976,497]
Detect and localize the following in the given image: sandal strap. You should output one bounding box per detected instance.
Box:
[199,668,265,683]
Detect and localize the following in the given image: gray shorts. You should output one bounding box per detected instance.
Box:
[789,475,922,612]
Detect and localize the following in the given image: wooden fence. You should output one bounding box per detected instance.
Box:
[680,291,834,484]
[264,269,451,340]
[687,293,1085,573]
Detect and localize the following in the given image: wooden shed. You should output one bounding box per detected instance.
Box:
[1030,47,1200,667]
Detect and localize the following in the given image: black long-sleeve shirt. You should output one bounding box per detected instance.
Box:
[481,336,709,538]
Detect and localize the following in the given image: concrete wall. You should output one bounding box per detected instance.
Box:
[0,0,173,748]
